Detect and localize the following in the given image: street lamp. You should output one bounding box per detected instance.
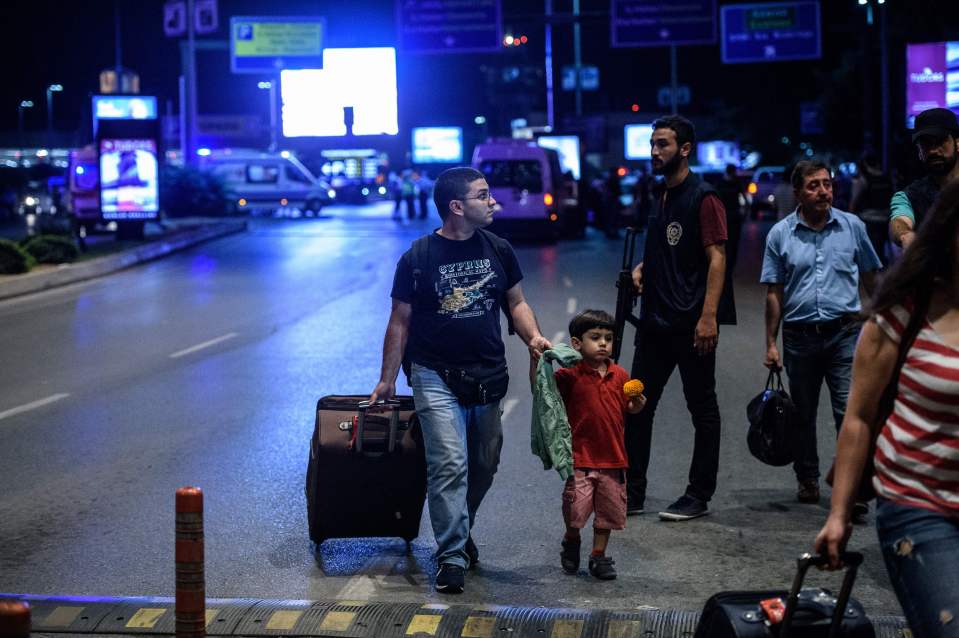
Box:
[46,84,63,134]
[258,80,278,152]
[18,100,34,134]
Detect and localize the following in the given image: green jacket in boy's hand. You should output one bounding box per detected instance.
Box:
[530,343,581,480]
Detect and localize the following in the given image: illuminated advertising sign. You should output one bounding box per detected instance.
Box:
[905,41,959,127]
[231,16,325,73]
[624,124,653,160]
[92,95,157,135]
[537,135,581,179]
[99,139,159,219]
[281,48,398,137]
[412,127,463,163]
[697,141,740,169]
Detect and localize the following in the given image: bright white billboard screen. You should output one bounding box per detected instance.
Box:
[412,127,463,163]
[537,135,581,179]
[624,124,653,160]
[281,47,398,137]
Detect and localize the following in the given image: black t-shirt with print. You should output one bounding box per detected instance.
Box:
[391,231,523,375]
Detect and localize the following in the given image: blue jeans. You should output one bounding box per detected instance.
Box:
[411,363,504,569]
[875,498,959,638]
[782,322,859,482]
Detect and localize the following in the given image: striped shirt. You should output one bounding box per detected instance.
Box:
[874,305,959,517]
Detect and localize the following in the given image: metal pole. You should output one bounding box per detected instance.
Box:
[879,2,890,173]
[179,75,187,163]
[670,45,679,114]
[574,0,582,117]
[46,88,53,134]
[185,0,198,166]
[269,78,278,152]
[544,0,554,130]
[114,0,123,80]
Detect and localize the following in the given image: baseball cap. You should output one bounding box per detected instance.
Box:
[912,108,959,142]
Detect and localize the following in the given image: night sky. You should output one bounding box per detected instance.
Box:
[3,0,959,162]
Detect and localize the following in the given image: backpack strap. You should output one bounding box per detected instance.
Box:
[408,234,431,311]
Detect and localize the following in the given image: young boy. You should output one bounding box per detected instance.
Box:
[552,309,645,580]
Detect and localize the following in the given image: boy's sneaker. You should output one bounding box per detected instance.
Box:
[465,535,479,569]
[435,563,465,594]
[852,501,870,523]
[588,555,617,580]
[659,494,708,521]
[797,479,821,504]
[560,538,581,574]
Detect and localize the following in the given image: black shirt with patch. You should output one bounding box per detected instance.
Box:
[392,231,523,375]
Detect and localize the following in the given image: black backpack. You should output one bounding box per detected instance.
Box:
[747,369,799,467]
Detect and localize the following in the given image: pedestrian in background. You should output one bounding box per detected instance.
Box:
[850,151,894,265]
[625,115,735,521]
[716,163,746,273]
[369,167,551,594]
[415,170,433,219]
[761,160,881,506]
[890,107,959,249]
[816,180,959,638]
[534,310,645,581]
[392,169,417,221]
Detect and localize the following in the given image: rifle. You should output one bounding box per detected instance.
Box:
[613,227,642,363]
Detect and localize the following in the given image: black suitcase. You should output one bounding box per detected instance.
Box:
[305,395,427,546]
[694,552,875,638]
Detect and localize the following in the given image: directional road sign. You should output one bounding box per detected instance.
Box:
[721,1,821,64]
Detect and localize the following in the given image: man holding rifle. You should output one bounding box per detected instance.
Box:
[623,115,735,521]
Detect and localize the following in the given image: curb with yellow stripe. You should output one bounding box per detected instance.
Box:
[0,594,910,637]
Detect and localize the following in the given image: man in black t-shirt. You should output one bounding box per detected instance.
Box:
[370,167,551,594]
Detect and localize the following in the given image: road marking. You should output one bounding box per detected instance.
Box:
[125,609,167,629]
[562,276,573,288]
[266,610,303,630]
[501,398,519,421]
[566,298,577,314]
[170,332,238,359]
[462,617,496,638]
[551,331,565,346]
[406,614,442,635]
[319,611,355,632]
[0,393,70,421]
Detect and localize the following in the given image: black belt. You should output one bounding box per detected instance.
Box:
[783,315,861,335]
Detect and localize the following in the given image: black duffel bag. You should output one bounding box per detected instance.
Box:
[747,369,799,467]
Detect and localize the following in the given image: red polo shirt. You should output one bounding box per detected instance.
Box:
[554,360,630,469]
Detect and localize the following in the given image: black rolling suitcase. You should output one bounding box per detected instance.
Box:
[305,395,427,546]
[694,552,875,638]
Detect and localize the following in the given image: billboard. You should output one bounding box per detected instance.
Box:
[412,127,463,164]
[92,95,157,135]
[537,135,581,180]
[230,16,325,73]
[99,139,159,219]
[281,48,398,137]
[697,141,740,169]
[905,41,959,127]
[624,124,654,160]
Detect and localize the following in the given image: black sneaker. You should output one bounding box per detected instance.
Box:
[560,538,581,574]
[435,563,465,594]
[852,501,869,523]
[659,494,708,521]
[626,494,645,515]
[465,535,479,569]
[588,555,617,580]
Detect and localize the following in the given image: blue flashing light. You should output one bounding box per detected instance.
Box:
[76,166,85,175]
[197,147,212,156]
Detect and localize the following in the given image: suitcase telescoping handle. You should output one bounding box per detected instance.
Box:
[780,551,863,638]
[355,399,401,456]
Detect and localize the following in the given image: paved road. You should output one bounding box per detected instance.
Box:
[0,202,901,615]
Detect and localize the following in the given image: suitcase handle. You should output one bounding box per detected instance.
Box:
[780,551,863,638]
[355,399,401,456]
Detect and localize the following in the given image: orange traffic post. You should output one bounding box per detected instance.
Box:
[0,600,31,638]
[175,487,205,638]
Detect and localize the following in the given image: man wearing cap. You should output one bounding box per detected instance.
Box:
[890,108,959,248]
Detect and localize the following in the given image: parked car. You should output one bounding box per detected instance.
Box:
[748,165,787,220]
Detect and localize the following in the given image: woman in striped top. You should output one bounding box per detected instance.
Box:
[816,181,959,638]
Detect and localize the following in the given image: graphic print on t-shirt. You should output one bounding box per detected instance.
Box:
[436,258,497,319]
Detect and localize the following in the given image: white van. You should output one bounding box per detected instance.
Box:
[198,149,335,216]
[472,138,570,240]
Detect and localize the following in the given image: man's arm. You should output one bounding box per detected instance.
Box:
[694,243,725,355]
[889,191,916,248]
[764,284,784,369]
[369,299,412,403]
[505,282,551,356]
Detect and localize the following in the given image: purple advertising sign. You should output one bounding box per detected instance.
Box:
[905,41,959,127]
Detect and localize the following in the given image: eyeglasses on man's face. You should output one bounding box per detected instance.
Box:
[460,191,493,202]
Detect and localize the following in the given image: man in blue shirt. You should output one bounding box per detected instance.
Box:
[761,160,881,506]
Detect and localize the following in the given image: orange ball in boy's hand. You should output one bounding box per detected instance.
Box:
[623,379,645,398]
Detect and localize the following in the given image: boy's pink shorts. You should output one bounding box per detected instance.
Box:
[562,468,627,530]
